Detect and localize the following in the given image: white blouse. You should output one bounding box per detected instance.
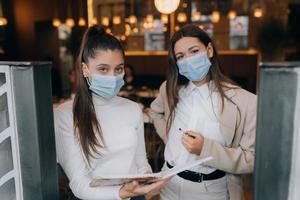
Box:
[164,81,226,174]
[54,94,151,200]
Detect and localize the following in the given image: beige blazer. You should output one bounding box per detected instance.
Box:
[150,81,257,200]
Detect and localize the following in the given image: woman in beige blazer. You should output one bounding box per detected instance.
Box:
[150,24,257,200]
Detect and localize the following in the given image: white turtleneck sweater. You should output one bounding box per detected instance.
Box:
[54,94,151,200]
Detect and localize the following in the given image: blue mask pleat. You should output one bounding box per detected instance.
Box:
[89,73,125,99]
[177,52,211,81]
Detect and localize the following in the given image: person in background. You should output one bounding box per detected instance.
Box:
[124,64,136,91]
[68,68,77,99]
[54,25,168,200]
[150,24,257,200]
[119,64,140,103]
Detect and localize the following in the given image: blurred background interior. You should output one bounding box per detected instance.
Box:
[0,0,300,199]
[0,0,299,103]
[0,0,300,100]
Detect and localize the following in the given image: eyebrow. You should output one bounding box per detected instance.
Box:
[188,45,200,51]
[96,63,124,67]
[97,63,109,67]
[175,45,200,56]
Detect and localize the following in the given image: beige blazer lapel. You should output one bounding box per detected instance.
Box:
[219,89,238,147]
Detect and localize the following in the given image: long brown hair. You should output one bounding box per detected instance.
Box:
[166,24,239,132]
[73,25,124,163]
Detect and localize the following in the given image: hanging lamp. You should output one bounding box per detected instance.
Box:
[154,0,180,14]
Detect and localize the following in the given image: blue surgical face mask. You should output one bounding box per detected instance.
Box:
[88,73,125,99]
[177,52,211,81]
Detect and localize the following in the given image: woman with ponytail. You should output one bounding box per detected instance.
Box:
[54,25,168,200]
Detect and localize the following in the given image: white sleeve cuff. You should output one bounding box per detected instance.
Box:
[114,185,124,200]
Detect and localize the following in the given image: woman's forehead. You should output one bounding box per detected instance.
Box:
[174,37,205,52]
[88,50,124,65]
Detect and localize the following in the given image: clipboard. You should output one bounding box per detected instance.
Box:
[90,156,213,187]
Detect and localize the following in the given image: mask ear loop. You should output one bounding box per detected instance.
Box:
[86,77,91,87]
[82,62,92,86]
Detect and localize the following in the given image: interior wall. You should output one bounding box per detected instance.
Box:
[10,0,87,60]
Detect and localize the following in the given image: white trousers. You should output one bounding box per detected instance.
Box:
[160,165,229,200]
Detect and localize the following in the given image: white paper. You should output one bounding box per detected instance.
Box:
[90,156,213,187]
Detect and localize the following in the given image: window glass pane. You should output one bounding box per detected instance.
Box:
[0,73,6,87]
[0,178,16,200]
[0,93,10,133]
[0,137,14,178]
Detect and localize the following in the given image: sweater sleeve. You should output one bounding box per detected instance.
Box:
[134,104,152,173]
[199,94,257,174]
[149,81,168,143]
[54,107,122,200]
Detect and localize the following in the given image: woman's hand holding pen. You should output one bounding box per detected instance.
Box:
[181,130,204,155]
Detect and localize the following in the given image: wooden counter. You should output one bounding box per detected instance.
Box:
[125,50,259,93]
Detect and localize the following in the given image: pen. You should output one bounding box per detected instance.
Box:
[178,128,195,139]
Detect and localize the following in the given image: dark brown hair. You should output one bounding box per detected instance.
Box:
[73,25,124,163]
[166,24,239,132]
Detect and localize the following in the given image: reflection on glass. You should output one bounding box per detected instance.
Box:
[145,20,165,51]
[0,137,14,178]
[0,73,6,87]
[0,93,10,133]
[230,16,249,50]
